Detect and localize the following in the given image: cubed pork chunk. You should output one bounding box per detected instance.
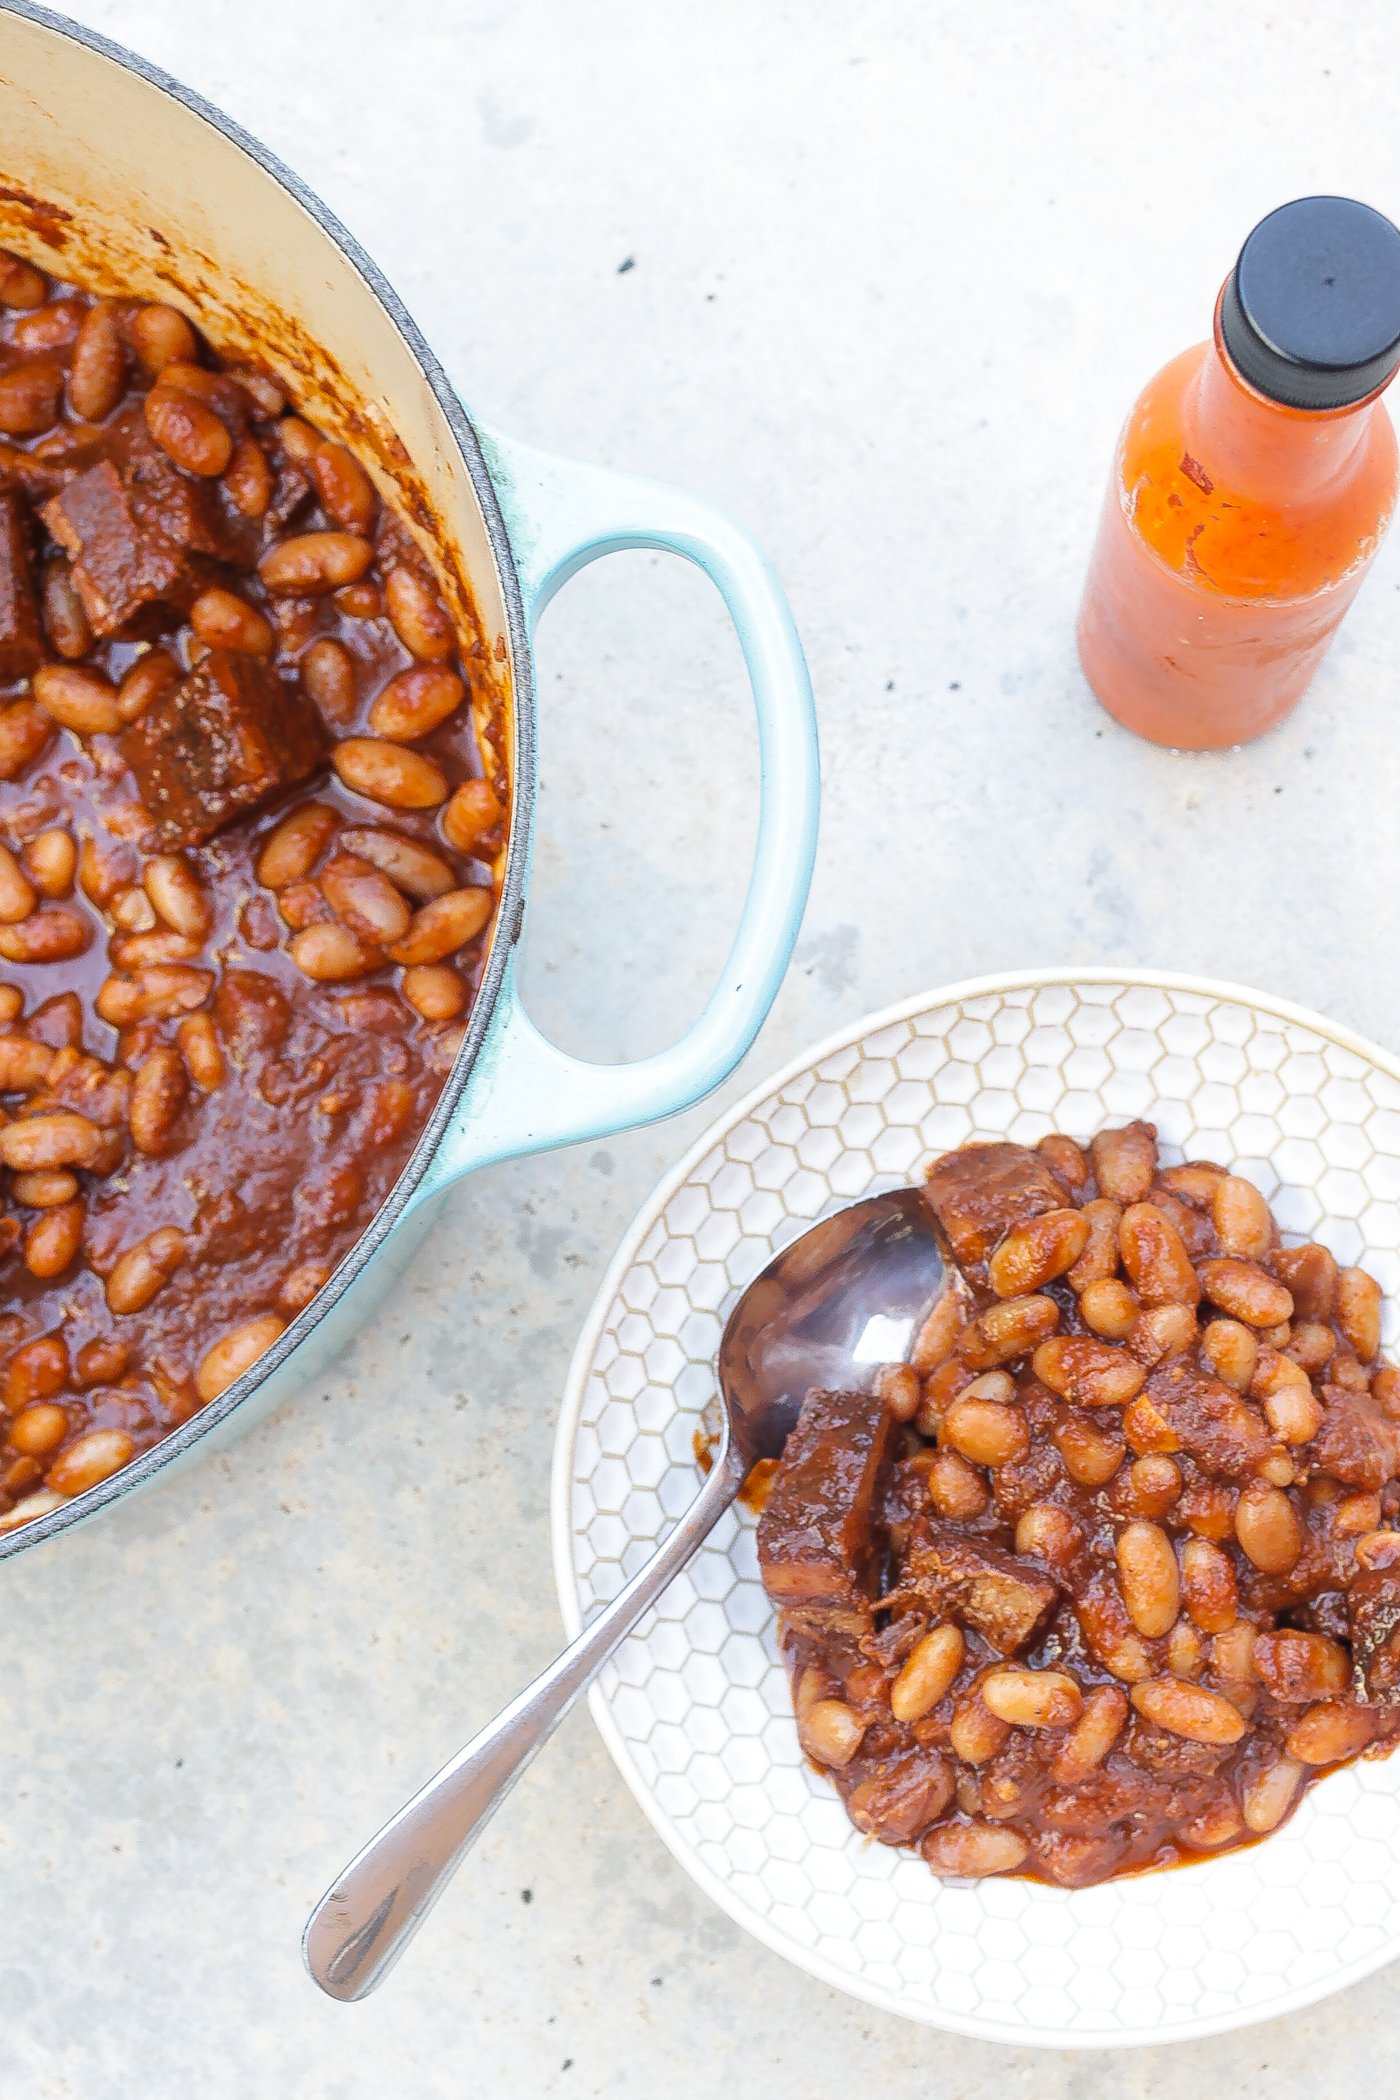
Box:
[1145,1361,1272,1479]
[757,1387,898,1636]
[40,411,231,636]
[0,492,43,680]
[1310,1388,1400,1493]
[120,649,328,847]
[1349,1566,1400,1704]
[922,1141,1067,1290]
[901,1520,1058,1654]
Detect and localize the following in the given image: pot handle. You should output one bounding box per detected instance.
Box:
[416,425,819,1189]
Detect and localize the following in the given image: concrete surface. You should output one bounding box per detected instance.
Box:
[5,1,1400,2093]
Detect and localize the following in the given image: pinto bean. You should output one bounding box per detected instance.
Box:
[338,830,455,906]
[255,803,339,890]
[942,1395,1029,1468]
[195,1313,285,1403]
[143,854,211,940]
[1130,1676,1246,1745]
[981,1667,1082,1728]
[259,531,373,595]
[1286,1702,1376,1766]
[46,1427,135,1497]
[367,664,465,742]
[1273,1242,1338,1321]
[948,1691,1012,1764]
[104,1226,186,1314]
[1198,1259,1293,1328]
[144,384,232,475]
[67,300,126,421]
[797,1698,866,1768]
[22,1198,84,1277]
[95,966,212,1027]
[309,440,376,532]
[441,779,502,853]
[189,586,275,656]
[1119,1202,1200,1306]
[1032,1334,1146,1408]
[127,303,197,373]
[298,636,358,723]
[0,908,91,964]
[22,828,76,898]
[1015,1502,1083,1569]
[1116,1453,1182,1519]
[176,1012,225,1090]
[288,922,380,982]
[0,1032,50,1092]
[922,1821,1029,1877]
[958,1294,1060,1370]
[926,1448,989,1519]
[320,854,412,945]
[1054,1412,1126,1486]
[400,963,469,1021]
[1090,1121,1157,1203]
[128,1046,188,1156]
[1181,1538,1237,1632]
[224,434,273,517]
[0,357,62,436]
[1127,1302,1198,1367]
[1050,1685,1129,1782]
[1114,1520,1180,1637]
[11,1169,76,1208]
[7,1402,68,1458]
[1235,1483,1302,1573]
[31,663,121,736]
[385,887,493,966]
[890,1625,965,1722]
[1066,1199,1123,1289]
[1079,1277,1138,1340]
[384,564,455,660]
[0,1111,100,1170]
[40,559,91,658]
[0,699,54,778]
[116,648,180,725]
[1211,1174,1272,1259]
[984,1207,1087,1300]
[332,737,449,810]
[1201,1317,1258,1393]
[0,253,46,309]
[4,1336,68,1408]
[1336,1266,1383,1363]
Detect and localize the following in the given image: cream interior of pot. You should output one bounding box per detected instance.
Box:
[0,10,512,785]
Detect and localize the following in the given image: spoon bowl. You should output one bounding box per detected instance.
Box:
[303,1185,945,2000]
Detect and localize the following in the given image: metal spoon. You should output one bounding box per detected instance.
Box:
[303,1184,945,2000]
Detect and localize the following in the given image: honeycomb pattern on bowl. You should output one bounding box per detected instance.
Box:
[552,976,1400,2046]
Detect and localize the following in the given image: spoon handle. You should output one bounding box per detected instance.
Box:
[303,1440,746,2001]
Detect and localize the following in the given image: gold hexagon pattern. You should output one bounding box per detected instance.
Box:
[551,974,1400,2046]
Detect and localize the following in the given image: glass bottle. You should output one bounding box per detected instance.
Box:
[1077,195,1400,749]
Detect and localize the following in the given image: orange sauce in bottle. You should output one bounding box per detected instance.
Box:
[1078,197,1400,749]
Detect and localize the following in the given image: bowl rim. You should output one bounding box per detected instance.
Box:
[0,0,537,1559]
[550,965,1400,2047]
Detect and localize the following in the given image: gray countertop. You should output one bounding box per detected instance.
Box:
[9,1,1400,2092]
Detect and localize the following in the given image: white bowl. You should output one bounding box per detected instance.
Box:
[551,971,1400,2047]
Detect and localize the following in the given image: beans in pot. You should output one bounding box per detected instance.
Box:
[756,1125,1400,1886]
[0,253,508,1526]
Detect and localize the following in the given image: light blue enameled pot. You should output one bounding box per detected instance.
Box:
[0,1,820,1559]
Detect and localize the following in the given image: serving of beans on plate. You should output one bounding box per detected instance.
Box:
[0,251,506,1530]
[758,1123,1400,1886]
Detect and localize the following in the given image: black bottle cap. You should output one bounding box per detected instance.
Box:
[1220,195,1400,410]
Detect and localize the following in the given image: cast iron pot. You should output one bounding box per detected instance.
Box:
[0,1,820,1559]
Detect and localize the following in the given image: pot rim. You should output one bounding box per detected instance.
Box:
[0,0,537,1559]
